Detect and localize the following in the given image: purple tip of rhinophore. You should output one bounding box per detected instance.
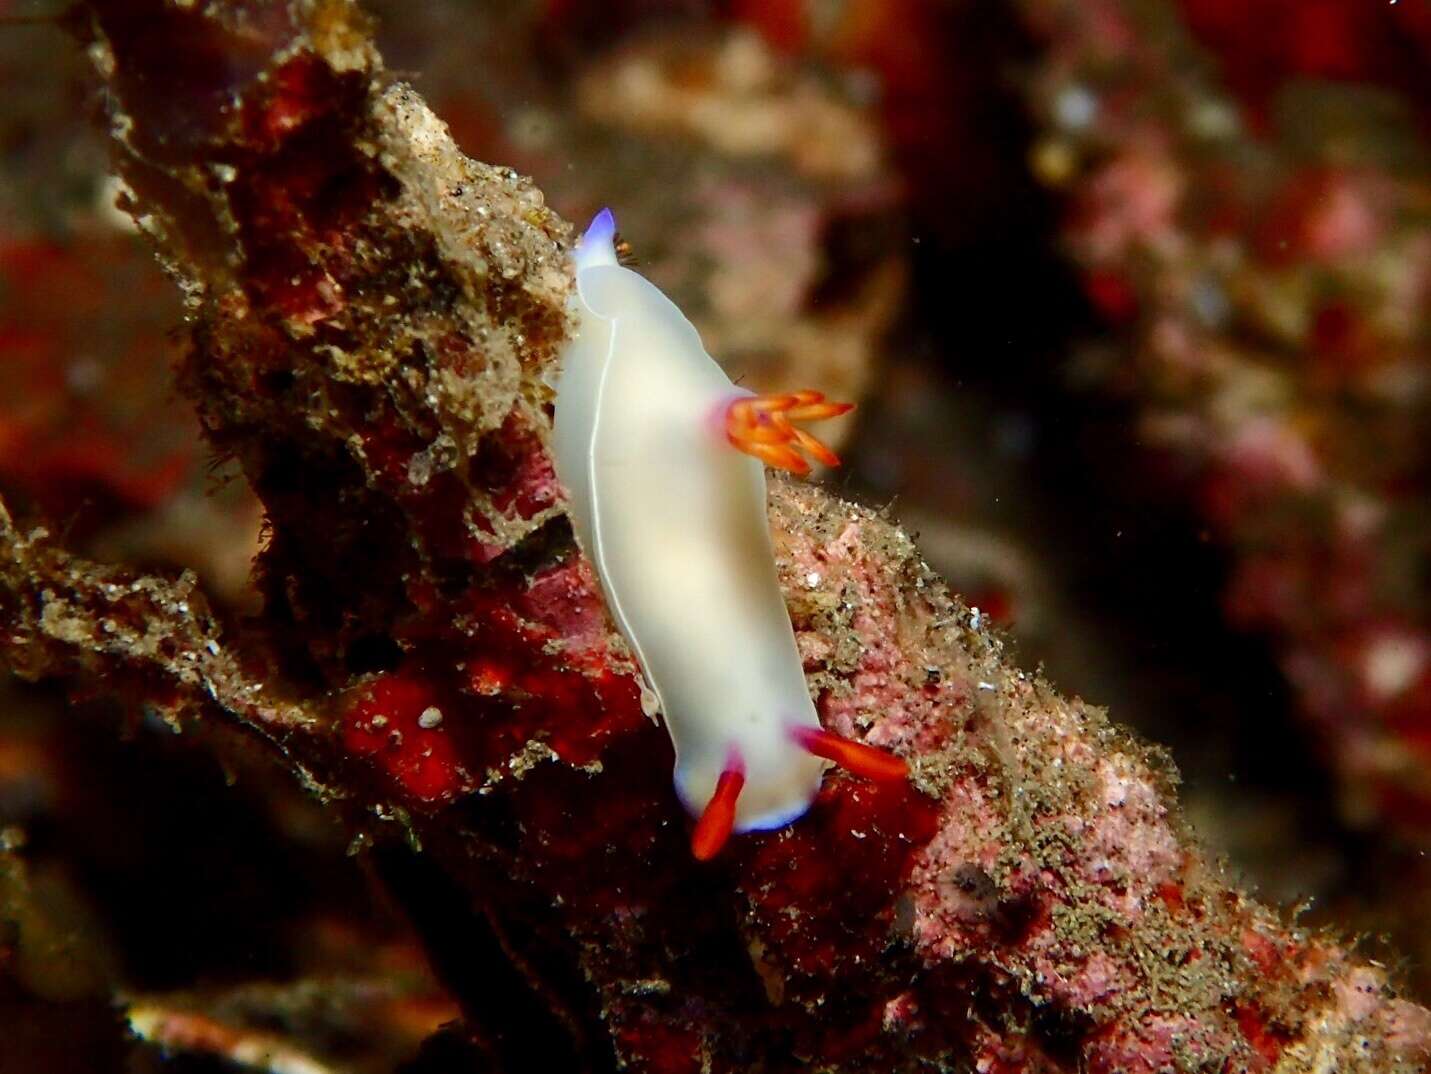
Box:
[584,207,617,248]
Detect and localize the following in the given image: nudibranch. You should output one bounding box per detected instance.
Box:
[552,209,907,860]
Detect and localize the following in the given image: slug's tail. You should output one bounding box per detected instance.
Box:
[689,730,908,861]
[725,390,854,476]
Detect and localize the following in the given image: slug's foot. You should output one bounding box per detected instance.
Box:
[725,390,854,476]
[692,762,746,861]
[792,727,909,783]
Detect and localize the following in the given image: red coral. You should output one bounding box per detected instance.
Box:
[342,672,467,803]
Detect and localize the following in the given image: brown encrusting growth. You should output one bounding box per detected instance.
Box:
[0,2,1427,1071]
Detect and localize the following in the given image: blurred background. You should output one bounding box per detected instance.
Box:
[0,0,1426,1070]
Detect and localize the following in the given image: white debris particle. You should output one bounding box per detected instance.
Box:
[969,606,982,631]
[66,356,104,392]
[977,681,996,691]
[1363,635,1426,700]
[1190,276,1230,328]
[805,571,822,588]
[639,681,662,721]
[418,706,444,729]
[1187,98,1239,140]
[407,452,434,487]
[1053,84,1098,130]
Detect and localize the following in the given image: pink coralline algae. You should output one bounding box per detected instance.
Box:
[0,2,1427,1072]
[1020,0,1431,841]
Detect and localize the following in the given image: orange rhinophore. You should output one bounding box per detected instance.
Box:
[691,763,746,861]
[792,726,909,783]
[725,390,854,476]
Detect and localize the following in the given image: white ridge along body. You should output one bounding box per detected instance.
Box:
[552,210,826,832]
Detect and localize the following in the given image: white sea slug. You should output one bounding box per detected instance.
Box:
[553,209,906,860]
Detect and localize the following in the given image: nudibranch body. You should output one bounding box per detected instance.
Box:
[553,210,903,858]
